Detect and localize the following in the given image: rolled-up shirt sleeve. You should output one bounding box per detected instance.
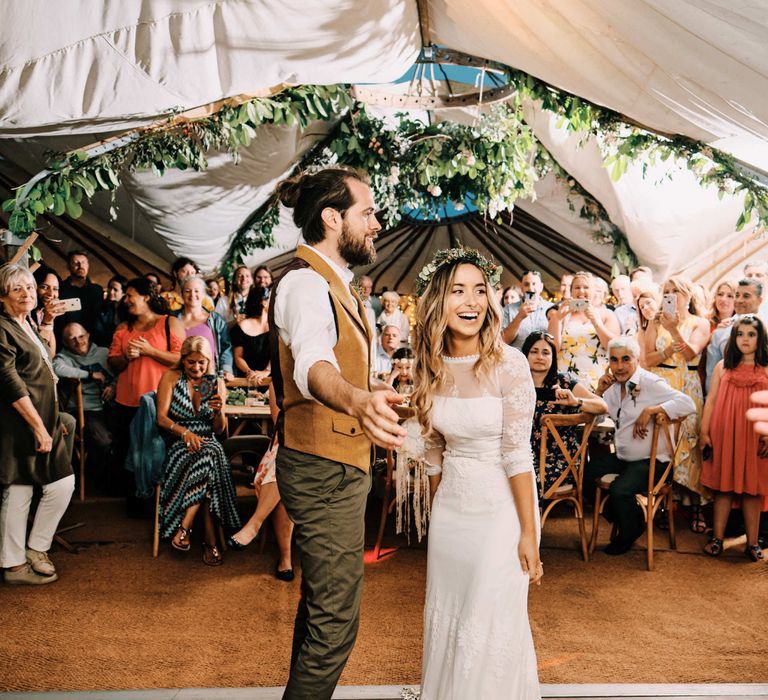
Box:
[274,269,341,401]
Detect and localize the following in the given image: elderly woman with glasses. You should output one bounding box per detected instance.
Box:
[378,291,410,344]
[522,330,607,492]
[0,263,75,585]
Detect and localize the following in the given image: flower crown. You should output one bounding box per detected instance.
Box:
[415,246,502,294]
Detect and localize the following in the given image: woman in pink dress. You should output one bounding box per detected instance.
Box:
[701,315,768,561]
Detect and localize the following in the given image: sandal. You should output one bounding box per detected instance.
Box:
[745,544,764,562]
[202,541,223,566]
[171,525,192,552]
[689,505,707,534]
[703,536,723,557]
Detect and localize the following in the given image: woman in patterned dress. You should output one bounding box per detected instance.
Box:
[548,271,620,391]
[638,276,711,531]
[522,331,607,493]
[156,335,241,565]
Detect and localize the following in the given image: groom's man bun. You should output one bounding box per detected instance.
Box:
[276,167,370,244]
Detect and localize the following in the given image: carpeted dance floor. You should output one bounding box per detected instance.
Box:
[0,494,766,692]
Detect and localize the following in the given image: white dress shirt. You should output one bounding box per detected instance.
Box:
[604,367,695,462]
[273,244,357,401]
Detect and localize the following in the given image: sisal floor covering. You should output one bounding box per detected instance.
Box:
[0,494,766,692]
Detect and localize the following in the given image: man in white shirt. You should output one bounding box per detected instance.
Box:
[502,270,553,350]
[585,337,695,555]
[269,167,406,700]
[744,260,768,321]
[705,279,765,392]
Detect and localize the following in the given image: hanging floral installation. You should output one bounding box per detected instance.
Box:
[4,60,766,278]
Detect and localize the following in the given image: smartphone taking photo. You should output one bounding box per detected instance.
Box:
[662,294,677,316]
[58,297,82,313]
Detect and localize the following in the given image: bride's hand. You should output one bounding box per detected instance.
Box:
[519,533,543,586]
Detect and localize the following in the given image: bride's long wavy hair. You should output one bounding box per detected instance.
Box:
[412,262,503,437]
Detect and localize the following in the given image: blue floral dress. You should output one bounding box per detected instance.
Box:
[159,374,241,538]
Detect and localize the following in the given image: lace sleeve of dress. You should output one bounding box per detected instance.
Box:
[401,418,444,475]
[499,346,536,478]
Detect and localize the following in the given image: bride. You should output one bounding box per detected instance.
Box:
[410,248,543,699]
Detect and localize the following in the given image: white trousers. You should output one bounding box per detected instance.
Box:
[0,474,75,568]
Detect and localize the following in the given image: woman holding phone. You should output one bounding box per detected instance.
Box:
[548,271,619,391]
[155,336,241,565]
[641,275,710,531]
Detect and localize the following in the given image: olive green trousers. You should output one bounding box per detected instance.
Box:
[276,446,370,700]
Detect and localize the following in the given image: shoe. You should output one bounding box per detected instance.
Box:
[604,539,633,556]
[171,525,192,552]
[26,548,56,576]
[202,542,223,566]
[226,532,254,551]
[275,565,295,582]
[689,504,708,534]
[703,536,723,557]
[745,544,764,562]
[4,563,58,585]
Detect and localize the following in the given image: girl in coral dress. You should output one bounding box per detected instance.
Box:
[700,315,768,561]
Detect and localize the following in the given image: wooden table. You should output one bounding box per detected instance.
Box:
[223,403,272,437]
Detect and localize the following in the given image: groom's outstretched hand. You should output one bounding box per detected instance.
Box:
[747,390,768,436]
[351,389,407,450]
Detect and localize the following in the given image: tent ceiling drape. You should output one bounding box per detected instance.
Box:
[1,1,767,286]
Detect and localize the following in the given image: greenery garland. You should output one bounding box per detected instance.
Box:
[1,85,353,233]
[4,63,765,279]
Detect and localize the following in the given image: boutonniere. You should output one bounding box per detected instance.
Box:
[628,381,641,406]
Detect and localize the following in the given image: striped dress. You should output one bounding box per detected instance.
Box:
[160,374,241,538]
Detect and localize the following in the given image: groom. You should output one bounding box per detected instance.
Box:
[269,167,406,699]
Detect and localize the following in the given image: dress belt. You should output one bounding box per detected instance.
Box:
[658,363,699,371]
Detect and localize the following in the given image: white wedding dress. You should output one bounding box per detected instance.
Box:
[420,346,541,700]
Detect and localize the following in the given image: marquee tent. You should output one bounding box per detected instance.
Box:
[1,1,767,287]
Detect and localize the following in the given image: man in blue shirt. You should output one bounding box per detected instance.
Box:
[705,278,765,393]
[502,270,553,350]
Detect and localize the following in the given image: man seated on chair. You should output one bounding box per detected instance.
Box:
[585,337,695,555]
[53,322,115,472]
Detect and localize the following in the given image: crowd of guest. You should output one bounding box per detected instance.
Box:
[504,262,768,559]
[2,249,767,586]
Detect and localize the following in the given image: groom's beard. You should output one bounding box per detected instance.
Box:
[339,220,376,267]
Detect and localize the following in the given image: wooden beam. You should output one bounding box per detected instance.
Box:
[9,231,38,264]
[416,0,431,48]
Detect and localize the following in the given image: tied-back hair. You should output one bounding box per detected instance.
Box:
[521,331,559,389]
[175,335,214,373]
[724,315,768,369]
[276,167,370,245]
[123,277,169,326]
[412,262,502,437]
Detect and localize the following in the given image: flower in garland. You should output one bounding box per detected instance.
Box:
[415,246,502,294]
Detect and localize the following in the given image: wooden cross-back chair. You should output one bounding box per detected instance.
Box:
[57,377,87,501]
[538,412,597,562]
[589,414,684,571]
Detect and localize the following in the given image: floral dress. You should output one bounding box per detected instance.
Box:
[558,316,607,391]
[531,373,581,494]
[651,318,707,499]
[159,374,241,538]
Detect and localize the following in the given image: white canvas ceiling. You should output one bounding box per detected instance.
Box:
[1,0,767,286]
